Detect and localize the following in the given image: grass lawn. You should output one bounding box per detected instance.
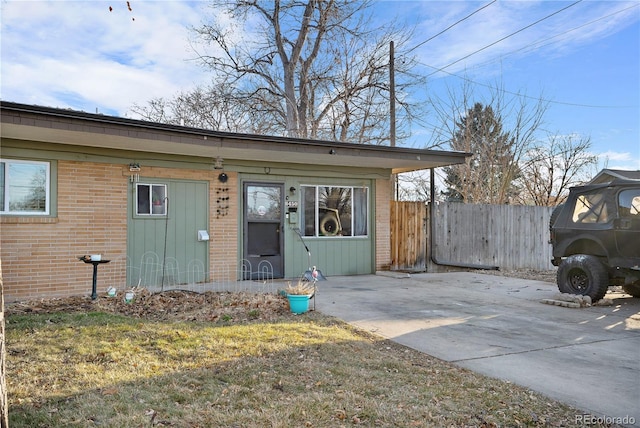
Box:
[6,291,615,427]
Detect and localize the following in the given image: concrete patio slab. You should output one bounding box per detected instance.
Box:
[315,272,640,426]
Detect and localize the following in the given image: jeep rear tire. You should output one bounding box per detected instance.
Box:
[622,282,640,298]
[557,254,609,301]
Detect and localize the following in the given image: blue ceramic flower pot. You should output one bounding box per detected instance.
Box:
[287,294,311,314]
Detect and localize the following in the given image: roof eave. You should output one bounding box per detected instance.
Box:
[0,101,470,172]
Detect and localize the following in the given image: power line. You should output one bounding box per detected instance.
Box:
[406,0,497,54]
[427,0,584,78]
[411,1,638,108]
[468,2,640,72]
[419,61,637,109]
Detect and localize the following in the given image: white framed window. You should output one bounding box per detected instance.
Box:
[301,185,368,237]
[136,183,167,216]
[0,159,50,215]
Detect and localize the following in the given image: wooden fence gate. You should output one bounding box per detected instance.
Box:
[390,201,428,271]
[391,201,554,272]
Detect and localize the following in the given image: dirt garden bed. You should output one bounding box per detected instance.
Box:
[6,288,291,323]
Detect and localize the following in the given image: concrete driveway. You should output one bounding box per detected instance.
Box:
[315,272,640,426]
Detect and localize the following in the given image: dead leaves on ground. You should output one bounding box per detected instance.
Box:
[7,289,290,323]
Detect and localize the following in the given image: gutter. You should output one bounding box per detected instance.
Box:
[429,168,499,271]
[0,101,467,159]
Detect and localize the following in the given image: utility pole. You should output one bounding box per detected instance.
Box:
[390,41,396,148]
[389,41,398,200]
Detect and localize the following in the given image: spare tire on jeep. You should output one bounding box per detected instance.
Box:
[549,203,564,231]
[556,254,609,301]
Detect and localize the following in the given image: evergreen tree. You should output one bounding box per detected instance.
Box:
[442,102,520,204]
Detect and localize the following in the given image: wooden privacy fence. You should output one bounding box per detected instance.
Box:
[391,201,555,271]
[390,201,428,271]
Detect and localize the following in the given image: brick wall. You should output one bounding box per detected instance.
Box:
[375,178,392,271]
[208,171,238,281]
[0,161,239,302]
[1,161,128,301]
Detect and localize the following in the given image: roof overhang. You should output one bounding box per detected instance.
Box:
[590,168,640,184]
[1,102,469,174]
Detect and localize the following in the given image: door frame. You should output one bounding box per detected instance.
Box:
[242,181,285,279]
[127,177,210,288]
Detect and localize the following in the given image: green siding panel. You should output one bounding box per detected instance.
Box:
[127,179,208,287]
[286,236,372,278]
[244,174,376,279]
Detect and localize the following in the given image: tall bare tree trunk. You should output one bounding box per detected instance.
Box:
[174,0,424,144]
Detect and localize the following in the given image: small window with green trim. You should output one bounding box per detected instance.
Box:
[136,183,167,215]
[0,159,50,215]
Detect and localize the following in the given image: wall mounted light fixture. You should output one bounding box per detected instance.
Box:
[129,163,141,172]
[289,186,296,194]
[329,149,336,155]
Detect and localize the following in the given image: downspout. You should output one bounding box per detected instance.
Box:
[429,168,499,271]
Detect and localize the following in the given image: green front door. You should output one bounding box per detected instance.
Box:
[127,179,209,288]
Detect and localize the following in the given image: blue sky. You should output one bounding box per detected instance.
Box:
[1,0,638,172]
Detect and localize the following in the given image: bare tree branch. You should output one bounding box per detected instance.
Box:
[516,133,598,205]
[428,77,549,204]
[133,0,426,145]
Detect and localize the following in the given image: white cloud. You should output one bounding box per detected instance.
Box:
[407,1,639,77]
[1,0,211,115]
[600,151,634,162]
[596,151,640,171]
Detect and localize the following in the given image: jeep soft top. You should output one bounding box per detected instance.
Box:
[549,175,640,300]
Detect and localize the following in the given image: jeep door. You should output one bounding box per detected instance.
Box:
[615,188,640,259]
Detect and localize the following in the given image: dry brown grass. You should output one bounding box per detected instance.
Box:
[285,280,316,296]
[6,290,619,427]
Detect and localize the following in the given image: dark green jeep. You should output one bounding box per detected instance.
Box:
[550,176,640,301]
